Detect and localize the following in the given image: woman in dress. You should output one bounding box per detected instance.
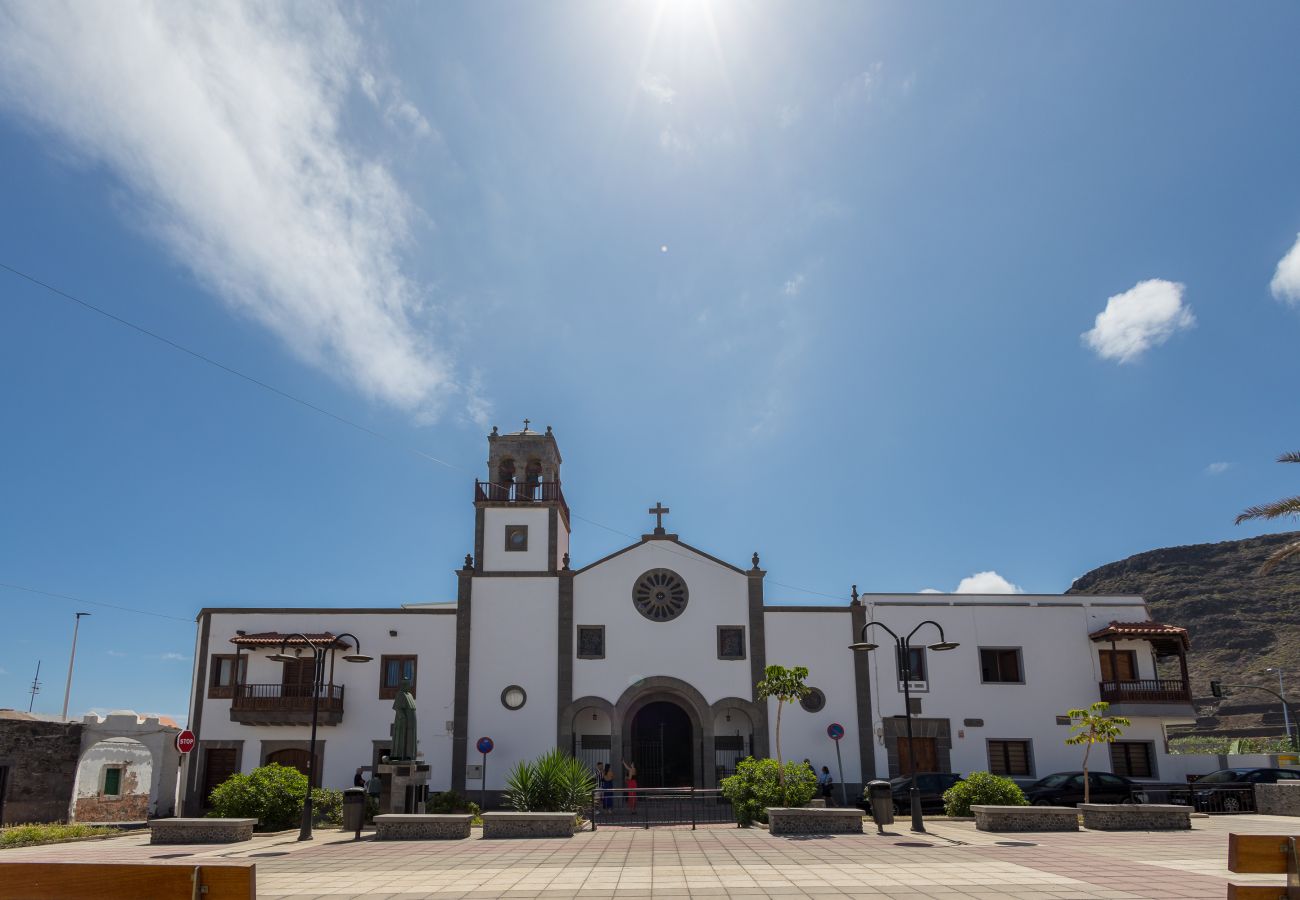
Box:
[622,759,638,813]
[600,763,615,810]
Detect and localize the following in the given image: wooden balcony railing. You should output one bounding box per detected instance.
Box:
[1098,678,1192,704]
[229,683,345,724]
[475,479,566,507]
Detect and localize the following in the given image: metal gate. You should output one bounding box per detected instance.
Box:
[714,734,750,782]
[573,733,612,779]
[633,740,667,787]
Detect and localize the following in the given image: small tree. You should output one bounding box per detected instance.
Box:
[1064,701,1131,804]
[756,664,810,785]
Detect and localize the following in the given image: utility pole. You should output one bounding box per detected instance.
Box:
[27,660,41,712]
[1268,668,1292,747]
[61,612,90,719]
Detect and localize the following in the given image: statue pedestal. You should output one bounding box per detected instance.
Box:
[376,762,431,814]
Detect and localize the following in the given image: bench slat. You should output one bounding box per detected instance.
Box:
[0,861,255,899]
[1226,885,1287,900]
[1228,833,1295,874]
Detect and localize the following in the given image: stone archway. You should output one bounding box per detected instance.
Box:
[70,737,153,823]
[615,677,715,788]
[709,696,766,781]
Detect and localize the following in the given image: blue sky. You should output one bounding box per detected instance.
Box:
[2,1,1299,721]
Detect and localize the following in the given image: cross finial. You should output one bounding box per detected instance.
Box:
[523,417,530,431]
[648,501,670,535]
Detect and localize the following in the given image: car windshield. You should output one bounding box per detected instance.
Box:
[1035,774,1073,789]
[1195,770,1247,784]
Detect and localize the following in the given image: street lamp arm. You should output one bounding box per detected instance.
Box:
[906,620,947,644]
[860,620,899,642]
[1215,681,1294,710]
[276,632,321,656]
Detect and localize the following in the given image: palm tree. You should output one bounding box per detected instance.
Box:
[1236,451,1300,573]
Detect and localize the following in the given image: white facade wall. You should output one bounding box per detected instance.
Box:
[572,542,752,707]
[466,578,559,789]
[762,610,862,786]
[857,595,1185,781]
[194,611,457,791]
[481,506,552,572]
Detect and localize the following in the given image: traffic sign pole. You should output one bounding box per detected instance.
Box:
[475,737,494,812]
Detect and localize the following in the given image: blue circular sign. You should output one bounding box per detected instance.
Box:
[476,736,494,754]
[827,723,845,741]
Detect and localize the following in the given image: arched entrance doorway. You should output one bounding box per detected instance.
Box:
[266,748,320,787]
[630,701,694,787]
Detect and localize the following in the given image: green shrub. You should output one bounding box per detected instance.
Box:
[310,788,344,826]
[503,748,597,812]
[941,771,1027,816]
[207,763,308,831]
[428,790,475,813]
[719,757,818,826]
[0,823,117,849]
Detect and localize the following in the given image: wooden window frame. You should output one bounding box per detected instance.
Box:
[979,647,1024,684]
[102,765,124,797]
[208,654,246,699]
[379,655,418,699]
[1109,741,1156,779]
[987,739,1034,777]
[1099,649,1138,682]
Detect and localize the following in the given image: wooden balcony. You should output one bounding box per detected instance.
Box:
[1099,678,1192,705]
[229,683,345,726]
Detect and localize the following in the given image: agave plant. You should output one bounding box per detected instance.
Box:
[503,748,597,812]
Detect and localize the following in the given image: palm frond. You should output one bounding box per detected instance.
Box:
[1235,496,1300,524]
[1278,451,1300,464]
[1259,539,1300,575]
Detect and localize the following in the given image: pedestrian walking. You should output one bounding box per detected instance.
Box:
[818,766,835,806]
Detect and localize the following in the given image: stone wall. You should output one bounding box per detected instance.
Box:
[0,716,82,825]
[766,807,864,835]
[972,805,1078,832]
[1256,782,1300,817]
[375,814,473,840]
[1079,803,1190,831]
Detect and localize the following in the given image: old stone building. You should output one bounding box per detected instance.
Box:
[0,710,82,824]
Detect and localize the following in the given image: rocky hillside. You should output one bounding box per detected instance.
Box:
[1067,532,1300,725]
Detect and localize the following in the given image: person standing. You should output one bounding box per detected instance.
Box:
[818,766,835,806]
[623,760,638,813]
[353,767,366,788]
[600,763,615,810]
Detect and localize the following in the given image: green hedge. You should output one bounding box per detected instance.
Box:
[719,757,818,826]
[941,771,1027,816]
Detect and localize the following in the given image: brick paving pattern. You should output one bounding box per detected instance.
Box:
[1,815,1292,898]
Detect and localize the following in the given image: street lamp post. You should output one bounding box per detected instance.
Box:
[61,612,90,719]
[1267,668,1293,748]
[268,632,371,841]
[1212,678,1299,751]
[849,619,959,834]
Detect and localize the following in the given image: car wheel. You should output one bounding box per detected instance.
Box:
[1120,796,1137,805]
[893,802,904,816]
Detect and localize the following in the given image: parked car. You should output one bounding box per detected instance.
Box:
[1190,768,1300,812]
[856,773,963,815]
[1024,771,1143,806]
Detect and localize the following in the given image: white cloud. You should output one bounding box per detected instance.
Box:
[1205,461,1232,475]
[1272,234,1300,306]
[783,274,805,296]
[0,2,465,419]
[638,74,676,105]
[160,652,186,662]
[954,571,1023,594]
[658,126,692,155]
[1081,279,1194,364]
[106,650,128,658]
[918,588,943,594]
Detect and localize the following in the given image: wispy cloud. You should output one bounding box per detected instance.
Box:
[954,571,1023,594]
[658,125,692,156]
[783,274,805,297]
[1082,279,1194,364]
[833,61,885,113]
[0,2,469,420]
[0,667,8,676]
[1272,233,1300,306]
[638,73,676,105]
[1205,461,1232,475]
[106,650,128,658]
[359,69,435,141]
[777,104,801,130]
[161,652,187,662]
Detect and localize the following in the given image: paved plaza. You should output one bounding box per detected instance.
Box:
[3,815,1294,898]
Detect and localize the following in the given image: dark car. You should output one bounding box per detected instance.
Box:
[856,773,963,815]
[1190,768,1300,813]
[1024,771,1142,806]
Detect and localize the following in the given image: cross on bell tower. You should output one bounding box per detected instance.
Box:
[648,502,670,536]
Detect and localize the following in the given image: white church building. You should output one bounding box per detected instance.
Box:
[180,425,1196,813]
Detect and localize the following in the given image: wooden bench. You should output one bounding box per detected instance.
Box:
[0,861,255,899]
[1227,832,1300,899]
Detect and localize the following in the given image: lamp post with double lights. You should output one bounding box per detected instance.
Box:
[267,632,371,840]
[849,619,959,834]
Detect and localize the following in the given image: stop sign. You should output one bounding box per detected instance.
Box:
[176,730,196,754]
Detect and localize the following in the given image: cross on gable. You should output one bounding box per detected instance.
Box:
[648,502,670,535]
[523,418,530,431]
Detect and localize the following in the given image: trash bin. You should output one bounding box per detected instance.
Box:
[343,787,366,837]
[866,780,894,833]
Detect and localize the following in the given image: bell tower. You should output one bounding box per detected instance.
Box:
[473,421,569,573]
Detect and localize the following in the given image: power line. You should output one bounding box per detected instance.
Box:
[0,581,194,622]
[2,262,852,605]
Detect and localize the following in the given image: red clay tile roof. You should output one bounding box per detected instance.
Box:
[229,632,352,649]
[1089,620,1190,650]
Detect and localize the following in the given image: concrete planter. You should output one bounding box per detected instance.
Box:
[1078,803,1190,830]
[149,818,256,844]
[766,807,863,835]
[972,805,1078,832]
[374,814,473,840]
[480,811,577,838]
[1256,782,1300,817]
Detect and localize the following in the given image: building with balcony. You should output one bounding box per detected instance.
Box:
[179,424,1198,813]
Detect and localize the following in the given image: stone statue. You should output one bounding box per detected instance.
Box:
[390,678,418,761]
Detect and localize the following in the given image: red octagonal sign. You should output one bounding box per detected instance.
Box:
[176,730,196,754]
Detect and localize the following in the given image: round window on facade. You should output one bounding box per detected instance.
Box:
[501,685,527,710]
[800,687,826,713]
[633,569,689,621]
